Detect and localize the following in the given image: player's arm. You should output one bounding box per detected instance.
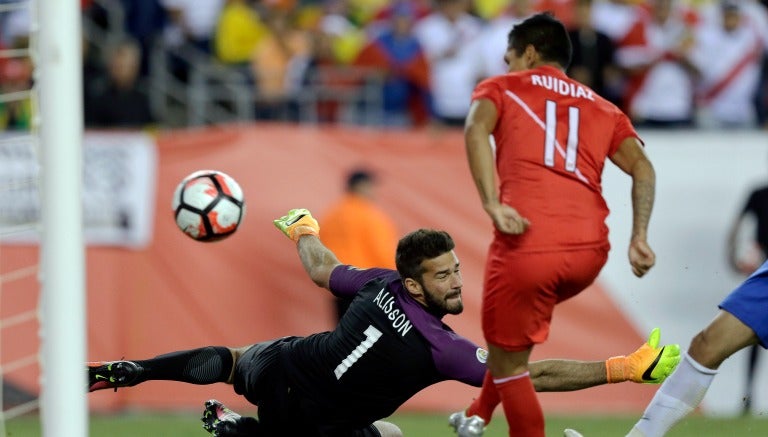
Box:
[530,328,681,391]
[465,98,529,235]
[274,208,340,290]
[609,137,656,277]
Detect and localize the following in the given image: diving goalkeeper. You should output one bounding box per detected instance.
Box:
[88,209,681,437]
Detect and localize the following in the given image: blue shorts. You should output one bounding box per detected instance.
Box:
[719,261,768,348]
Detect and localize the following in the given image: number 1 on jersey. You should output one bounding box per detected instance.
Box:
[334,325,383,379]
[544,100,580,172]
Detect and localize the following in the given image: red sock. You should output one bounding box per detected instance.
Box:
[495,372,544,437]
[466,371,500,424]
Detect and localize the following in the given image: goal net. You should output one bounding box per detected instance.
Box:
[1,0,87,435]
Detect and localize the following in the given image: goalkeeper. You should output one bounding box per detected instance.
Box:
[88,208,681,437]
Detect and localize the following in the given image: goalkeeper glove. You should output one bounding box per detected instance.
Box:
[273,208,319,242]
[606,327,681,384]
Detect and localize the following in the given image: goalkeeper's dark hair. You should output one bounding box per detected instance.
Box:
[395,229,455,281]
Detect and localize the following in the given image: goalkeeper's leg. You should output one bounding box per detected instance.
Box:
[201,399,261,436]
[88,346,239,392]
[373,421,403,437]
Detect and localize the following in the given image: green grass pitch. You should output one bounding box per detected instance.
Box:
[4,412,768,436]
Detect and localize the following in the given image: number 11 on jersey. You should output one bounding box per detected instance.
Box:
[544,100,580,172]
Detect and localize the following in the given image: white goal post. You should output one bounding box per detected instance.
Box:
[37,0,88,435]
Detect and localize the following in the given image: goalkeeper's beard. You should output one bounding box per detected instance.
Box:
[422,285,464,316]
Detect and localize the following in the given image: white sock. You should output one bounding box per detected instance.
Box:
[627,352,717,437]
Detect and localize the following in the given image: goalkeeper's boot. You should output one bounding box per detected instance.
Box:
[87,360,143,392]
[607,327,682,384]
[448,410,485,437]
[202,399,261,437]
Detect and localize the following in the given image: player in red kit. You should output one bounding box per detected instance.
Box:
[450,12,657,437]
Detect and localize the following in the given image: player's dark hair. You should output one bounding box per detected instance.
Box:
[395,229,455,281]
[507,12,572,68]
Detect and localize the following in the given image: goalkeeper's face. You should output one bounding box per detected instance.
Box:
[416,251,464,316]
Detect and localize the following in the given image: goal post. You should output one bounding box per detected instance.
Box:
[37,0,88,435]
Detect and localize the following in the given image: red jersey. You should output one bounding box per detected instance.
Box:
[472,65,640,252]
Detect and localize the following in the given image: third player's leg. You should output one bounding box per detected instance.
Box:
[688,310,758,369]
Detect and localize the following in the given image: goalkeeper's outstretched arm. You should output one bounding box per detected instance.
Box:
[530,328,681,392]
[296,235,341,289]
[274,208,340,290]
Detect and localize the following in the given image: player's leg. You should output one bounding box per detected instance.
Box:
[476,250,560,437]
[627,310,758,437]
[88,345,243,392]
[688,311,759,369]
[487,344,543,437]
[627,265,768,437]
[449,370,498,434]
[449,409,487,437]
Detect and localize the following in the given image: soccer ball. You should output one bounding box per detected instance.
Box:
[172,170,245,241]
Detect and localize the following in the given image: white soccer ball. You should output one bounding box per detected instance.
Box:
[172,170,245,242]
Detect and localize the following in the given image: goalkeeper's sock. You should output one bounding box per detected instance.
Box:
[628,353,716,437]
[496,372,545,437]
[466,371,500,424]
[134,346,234,385]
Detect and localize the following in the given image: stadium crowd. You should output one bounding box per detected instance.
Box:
[1,0,767,129]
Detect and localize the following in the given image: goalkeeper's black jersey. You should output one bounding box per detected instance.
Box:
[278,266,487,431]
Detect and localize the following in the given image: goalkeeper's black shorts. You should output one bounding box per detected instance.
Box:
[232,338,381,437]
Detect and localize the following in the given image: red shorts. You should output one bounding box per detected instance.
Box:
[481,241,608,351]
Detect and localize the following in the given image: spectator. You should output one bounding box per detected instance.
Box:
[161,0,223,53]
[353,1,433,127]
[690,0,764,128]
[1,2,30,49]
[251,7,312,120]
[742,0,768,128]
[84,38,156,128]
[591,0,643,45]
[757,54,768,128]
[567,0,623,105]
[616,0,699,127]
[474,0,514,21]
[317,0,368,65]
[320,168,399,323]
[300,25,346,123]
[213,0,268,68]
[0,58,33,131]
[160,0,224,82]
[475,0,534,78]
[346,0,391,26]
[82,34,107,119]
[118,0,168,77]
[413,0,484,127]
